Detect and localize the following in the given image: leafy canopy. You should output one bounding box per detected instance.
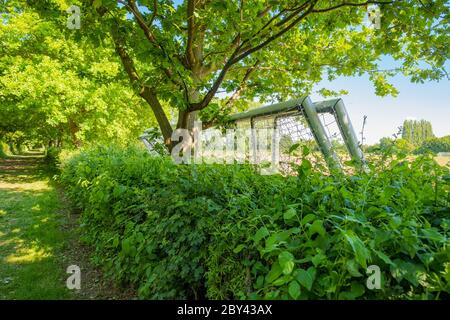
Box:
[79,1,449,130]
[0,1,156,147]
[2,0,449,147]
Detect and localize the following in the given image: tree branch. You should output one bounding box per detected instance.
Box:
[110,24,173,146]
[226,59,260,106]
[231,1,317,64]
[149,0,158,26]
[236,0,312,55]
[257,5,272,17]
[186,0,196,68]
[110,25,140,84]
[190,2,316,111]
[311,0,394,13]
[189,48,240,111]
[119,0,192,104]
[191,0,397,113]
[118,0,159,46]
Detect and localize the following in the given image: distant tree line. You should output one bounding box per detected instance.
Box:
[366,119,449,155]
[414,136,450,155]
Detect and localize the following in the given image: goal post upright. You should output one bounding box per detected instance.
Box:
[314,99,367,169]
[332,99,367,168]
[301,97,342,172]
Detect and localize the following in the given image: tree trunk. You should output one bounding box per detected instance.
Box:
[68,119,82,148]
[176,109,199,131]
[139,86,174,149]
[177,86,201,131]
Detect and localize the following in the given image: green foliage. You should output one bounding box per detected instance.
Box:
[415,136,450,155]
[141,128,168,156]
[60,145,450,300]
[9,0,448,139]
[0,141,10,158]
[402,120,435,146]
[44,147,61,168]
[0,6,156,148]
[366,137,414,156]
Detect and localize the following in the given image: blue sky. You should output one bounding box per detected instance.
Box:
[137,1,449,145]
[310,65,450,145]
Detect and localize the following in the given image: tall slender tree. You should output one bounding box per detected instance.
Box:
[402,119,435,145]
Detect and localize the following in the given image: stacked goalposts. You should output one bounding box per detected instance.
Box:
[227,96,366,173]
[140,96,366,174]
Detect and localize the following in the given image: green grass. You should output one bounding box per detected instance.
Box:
[0,153,72,299]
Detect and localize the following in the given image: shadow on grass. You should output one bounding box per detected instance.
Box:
[0,152,71,299]
[0,152,50,185]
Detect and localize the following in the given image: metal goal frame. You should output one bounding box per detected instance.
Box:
[227,96,366,172]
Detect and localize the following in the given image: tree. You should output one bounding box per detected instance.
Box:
[415,135,450,155]
[9,0,450,150]
[401,119,435,146]
[0,3,157,148]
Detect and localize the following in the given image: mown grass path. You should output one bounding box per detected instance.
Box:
[0,152,137,300]
[0,152,72,299]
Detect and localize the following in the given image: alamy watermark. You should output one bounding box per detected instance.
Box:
[169,121,281,175]
[67,5,81,30]
[366,265,381,290]
[367,5,382,30]
[66,265,81,290]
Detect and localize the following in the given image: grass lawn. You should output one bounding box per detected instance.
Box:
[0,152,72,299]
[0,152,137,300]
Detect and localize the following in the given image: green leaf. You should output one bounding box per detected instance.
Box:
[278,251,295,275]
[254,226,270,243]
[301,213,316,226]
[112,237,119,248]
[302,145,310,156]
[421,228,445,242]
[300,159,312,173]
[346,259,363,277]
[93,0,102,9]
[338,282,366,300]
[265,262,283,284]
[288,280,301,299]
[284,208,297,220]
[264,231,290,253]
[288,143,300,154]
[309,220,326,237]
[390,259,425,286]
[373,249,395,266]
[272,275,290,286]
[295,267,316,291]
[233,244,245,254]
[343,230,370,269]
[122,238,131,255]
[311,251,327,267]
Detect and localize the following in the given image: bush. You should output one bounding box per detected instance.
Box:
[44,147,61,167]
[415,136,450,155]
[0,141,10,158]
[366,138,414,155]
[60,145,450,300]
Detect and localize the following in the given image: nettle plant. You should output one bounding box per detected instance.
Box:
[23,0,450,150]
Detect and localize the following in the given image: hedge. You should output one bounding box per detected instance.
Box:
[60,145,450,299]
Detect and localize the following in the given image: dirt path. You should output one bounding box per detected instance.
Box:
[0,152,135,299]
